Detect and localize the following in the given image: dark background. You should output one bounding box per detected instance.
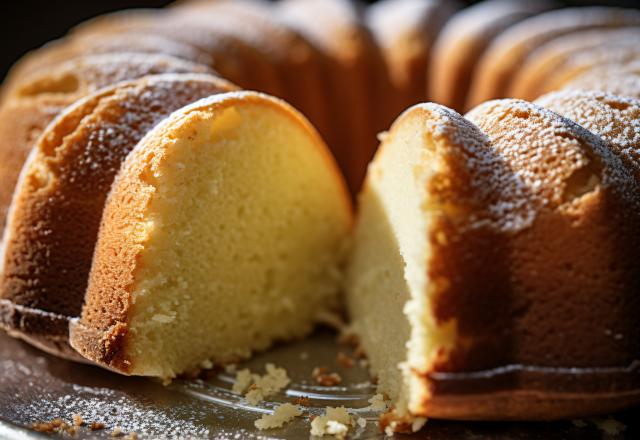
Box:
[1,0,638,82]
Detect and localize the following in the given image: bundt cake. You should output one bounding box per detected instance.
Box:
[279,0,391,193]
[346,99,640,424]
[69,91,352,377]
[466,6,640,109]
[509,28,640,101]
[366,0,461,112]
[428,0,556,111]
[0,53,211,234]
[0,0,639,432]
[0,74,236,358]
[68,8,286,98]
[1,34,212,97]
[171,0,331,143]
[562,62,640,100]
[535,90,640,182]
[539,43,640,99]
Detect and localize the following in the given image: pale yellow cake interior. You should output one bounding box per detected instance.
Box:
[346,112,454,415]
[124,99,350,378]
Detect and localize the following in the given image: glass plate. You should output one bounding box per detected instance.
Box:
[0,329,636,439]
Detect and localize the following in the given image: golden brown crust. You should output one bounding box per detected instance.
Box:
[562,62,640,100]
[535,90,640,184]
[69,8,284,100]
[509,28,640,101]
[540,44,640,99]
[69,91,352,373]
[366,0,461,116]
[172,1,331,145]
[0,53,211,235]
[429,99,640,419]
[0,74,236,358]
[428,0,555,111]
[2,34,212,98]
[466,6,640,109]
[279,0,390,195]
[366,101,640,422]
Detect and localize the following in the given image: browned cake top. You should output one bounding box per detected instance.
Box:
[5,53,212,104]
[467,99,639,219]
[0,74,236,334]
[536,91,640,183]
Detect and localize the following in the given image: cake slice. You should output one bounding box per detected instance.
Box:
[0,74,235,359]
[0,53,212,234]
[346,100,640,428]
[70,91,352,378]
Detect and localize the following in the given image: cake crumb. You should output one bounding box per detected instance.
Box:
[379,410,415,434]
[292,396,311,406]
[32,418,77,435]
[233,364,290,404]
[592,417,626,436]
[32,420,58,433]
[384,425,395,437]
[254,403,302,430]
[232,369,253,394]
[72,414,84,427]
[411,417,428,432]
[90,422,105,431]
[337,352,355,368]
[124,432,138,440]
[224,363,237,374]
[356,417,367,428]
[111,426,123,437]
[337,330,359,347]
[310,406,354,439]
[354,345,367,359]
[312,367,342,386]
[245,388,265,405]
[199,359,213,370]
[367,393,389,411]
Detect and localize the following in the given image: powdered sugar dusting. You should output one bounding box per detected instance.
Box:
[11,53,211,102]
[542,41,640,94]
[0,357,212,439]
[536,90,640,182]
[466,99,639,224]
[414,102,535,232]
[0,74,232,335]
[469,6,640,104]
[563,62,640,100]
[44,74,231,189]
[487,6,640,60]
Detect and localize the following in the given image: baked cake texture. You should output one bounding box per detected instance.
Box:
[69,91,352,377]
[0,0,638,429]
[428,0,555,111]
[346,99,640,423]
[562,62,640,100]
[535,90,640,183]
[509,28,640,101]
[0,74,236,359]
[280,0,390,194]
[0,53,211,234]
[466,6,640,108]
[366,0,460,112]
